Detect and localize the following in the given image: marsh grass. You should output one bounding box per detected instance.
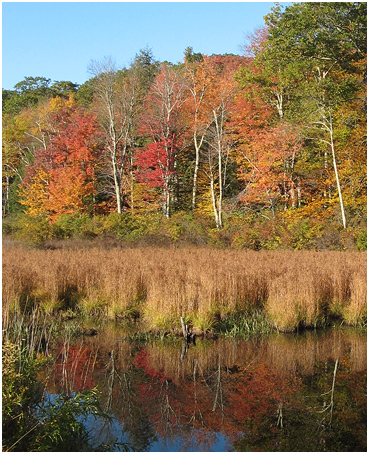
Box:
[2,246,366,333]
[219,311,272,338]
[3,306,57,360]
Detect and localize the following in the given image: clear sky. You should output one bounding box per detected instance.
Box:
[2,1,278,90]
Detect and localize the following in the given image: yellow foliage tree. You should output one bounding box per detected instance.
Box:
[18,168,50,217]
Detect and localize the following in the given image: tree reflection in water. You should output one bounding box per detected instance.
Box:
[48,328,366,452]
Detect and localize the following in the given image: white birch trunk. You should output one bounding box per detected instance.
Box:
[191,133,204,210]
[328,112,346,229]
[210,174,221,229]
[213,109,223,230]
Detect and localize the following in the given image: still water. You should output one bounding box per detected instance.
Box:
[45,326,367,451]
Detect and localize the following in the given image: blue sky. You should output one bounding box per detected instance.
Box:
[2,2,277,90]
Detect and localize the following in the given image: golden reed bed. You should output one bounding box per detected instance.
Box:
[2,246,367,331]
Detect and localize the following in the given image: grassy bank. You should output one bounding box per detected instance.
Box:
[3,245,367,333]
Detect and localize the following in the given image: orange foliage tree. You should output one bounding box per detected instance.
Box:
[231,93,303,217]
[19,97,102,220]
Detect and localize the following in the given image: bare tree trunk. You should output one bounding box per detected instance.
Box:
[207,109,225,230]
[3,174,10,217]
[313,68,346,228]
[297,177,302,207]
[218,149,223,230]
[163,177,170,219]
[130,153,134,213]
[191,134,204,210]
[314,109,347,228]
[319,358,339,427]
[328,112,346,229]
[275,89,284,119]
[112,150,122,214]
[89,57,139,215]
[214,110,223,230]
[210,174,221,230]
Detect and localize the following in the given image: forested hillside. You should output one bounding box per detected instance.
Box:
[2,2,367,249]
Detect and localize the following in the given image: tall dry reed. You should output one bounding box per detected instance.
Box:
[2,246,367,331]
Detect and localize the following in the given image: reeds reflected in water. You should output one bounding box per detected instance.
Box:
[44,325,367,452]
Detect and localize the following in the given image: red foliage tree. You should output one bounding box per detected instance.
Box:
[20,98,102,220]
[137,65,188,217]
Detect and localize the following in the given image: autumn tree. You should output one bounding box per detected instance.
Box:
[239,2,367,229]
[183,54,215,211]
[238,127,302,217]
[121,48,160,212]
[202,56,242,230]
[2,114,32,215]
[88,57,138,213]
[19,97,102,219]
[2,98,61,215]
[137,63,189,218]
[237,26,288,120]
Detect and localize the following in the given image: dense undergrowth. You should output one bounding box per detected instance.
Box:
[2,310,129,452]
[2,211,367,251]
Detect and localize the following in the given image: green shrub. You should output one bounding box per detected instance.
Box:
[162,211,210,245]
[52,213,95,239]
[2,215,20,236]
[12,214,52,246]
[101,211,165,243]
[2,340,45,450]
[356,230,367,251]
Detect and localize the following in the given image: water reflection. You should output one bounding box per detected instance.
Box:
[46,328,367,452]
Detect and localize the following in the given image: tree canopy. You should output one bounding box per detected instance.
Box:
[2,4,367,249]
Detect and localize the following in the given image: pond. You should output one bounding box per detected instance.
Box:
[44,326,367,452]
